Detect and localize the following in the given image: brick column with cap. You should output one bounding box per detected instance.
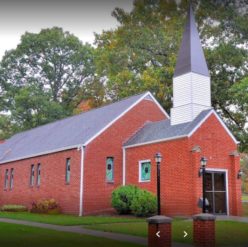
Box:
[193,213,216,247]
[147,215,172,247]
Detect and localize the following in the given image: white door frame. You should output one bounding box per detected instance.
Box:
[205,168,229,216]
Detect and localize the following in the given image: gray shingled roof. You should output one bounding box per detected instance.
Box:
[124,109,213,147]
[174,5,209,78]
[0,92,150,164]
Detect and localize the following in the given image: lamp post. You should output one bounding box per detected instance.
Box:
[200,157,208,213]
[155,153,162,215]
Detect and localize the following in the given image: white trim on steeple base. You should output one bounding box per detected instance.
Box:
[171,104,211,125]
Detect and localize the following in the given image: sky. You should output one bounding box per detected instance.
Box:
[0,0,133,58]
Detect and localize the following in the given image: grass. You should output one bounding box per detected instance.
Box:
[85,220,248,246]
[242,194,248,201]
[0,222,141,247]
[0,212,143,226]
[243,202,248,216]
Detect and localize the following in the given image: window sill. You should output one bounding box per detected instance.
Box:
[106,181,114,184]
[65,182,70,185]
[139,180,151,183]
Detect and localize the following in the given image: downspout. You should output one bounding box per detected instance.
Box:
[79,145,85,216]
[122,147,126,185]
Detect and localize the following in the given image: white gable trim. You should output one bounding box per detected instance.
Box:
[147,92,170,119]
[212,111,239,144]
[124,109,239,149]
[0,144,81,165]
[124,135,188,149]
[188,110,239,144]
[83,92,169,146]
[187,109,214,137]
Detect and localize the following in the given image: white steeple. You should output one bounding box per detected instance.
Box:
[170,5,211,125]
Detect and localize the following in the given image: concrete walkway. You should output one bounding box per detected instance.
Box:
[216,215,248,223]
[0,218,192,247]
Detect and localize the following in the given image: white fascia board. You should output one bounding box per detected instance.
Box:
[147,92,170,119]
[79,146,85,216]
[124,135,188,149]
[188,110,239,144]
[83,92,169,146]
[188,109,214,137]
[0,144,81,165]
[212,111,239,144]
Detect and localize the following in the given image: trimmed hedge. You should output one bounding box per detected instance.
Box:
[1,204,28,212]
[112,185,157,217]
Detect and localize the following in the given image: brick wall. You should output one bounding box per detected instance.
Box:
[125,113,241,216]
[190,113,242,216]
[0,149,81,214]
[83,99,166,215]
[125,138,192,216]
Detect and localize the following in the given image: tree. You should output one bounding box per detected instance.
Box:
[229,77,248,152]
[0,27,96,136]
[95,0,248,150]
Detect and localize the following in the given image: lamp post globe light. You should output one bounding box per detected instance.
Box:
[200,157,208,213]
[155,152,162,215]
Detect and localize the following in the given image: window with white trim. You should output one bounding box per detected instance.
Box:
[139,160,151,182]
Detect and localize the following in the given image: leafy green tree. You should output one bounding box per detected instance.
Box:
[95,0,248,150]
[229,77,248,152]
[0,27,96,136]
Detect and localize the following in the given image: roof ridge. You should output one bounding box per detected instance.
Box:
[7,91,149,140]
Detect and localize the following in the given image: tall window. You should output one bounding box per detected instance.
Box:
[4,169,8,189]
[30,164,35,186]
[37,163,41,186]
[10,168,14,189]
[139,160,151,182]
[65,158,71,184]
[106,157,114,182]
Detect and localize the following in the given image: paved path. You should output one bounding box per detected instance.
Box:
[0,218,192,247]
[216,215,248,223]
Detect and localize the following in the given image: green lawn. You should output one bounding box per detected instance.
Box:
[242,194,248,201]
[0,212,143,225]
[86,220,248,246]
[0,222,140,247]
[243,202,248,216]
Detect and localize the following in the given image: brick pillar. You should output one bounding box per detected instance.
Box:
[193,213,216,247]
[147,215,172,247]
[230,151,242,216]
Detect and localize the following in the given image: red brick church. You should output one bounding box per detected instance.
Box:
[0,7,242,216]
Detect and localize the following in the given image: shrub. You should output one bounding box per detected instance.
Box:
[112,185,138,214]
[1,204,28,212]
[31,198,61,214]
[130,189,157,217]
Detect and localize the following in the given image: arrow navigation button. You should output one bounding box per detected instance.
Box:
[156,231,160,238]
[183,231,188,238]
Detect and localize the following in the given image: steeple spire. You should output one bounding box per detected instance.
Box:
[174,4,209,78]
[170,4,211,126]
